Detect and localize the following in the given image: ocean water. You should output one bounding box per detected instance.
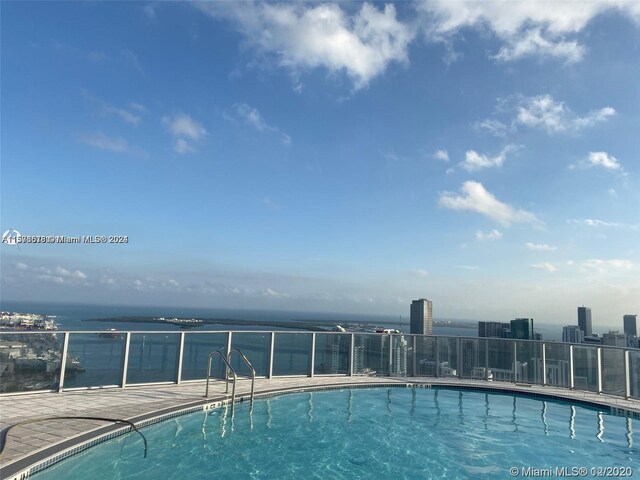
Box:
[0,301,563,340]
[32,388,638,480]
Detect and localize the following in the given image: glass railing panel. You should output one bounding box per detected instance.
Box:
[460,338,487,379]
[630,350,640,400]
[352,334,389,376]
[573,345,598,392]
[313,333,350,375]
[515,341,543,385]
[126,333,181,384]
[230,332,270,377]
[437,337,458,378]
[487,339,514,382]
[272,333,312,376]
[544,343,571,388]
[181,332,228,381]
[63,333,126,388]
[601,348,625,397]
[0,333,64,393]
[415,336,436,377]
[390,335,410,377]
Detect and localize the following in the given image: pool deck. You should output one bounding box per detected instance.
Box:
[1,377,639,479]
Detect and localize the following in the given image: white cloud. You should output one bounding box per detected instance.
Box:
[461,144,518,171]
[417,1,640,64]
[526,242,557,251]
[79,132,128,153]
[82,91,143,126]
[568,218,621,227]
[531,262,557,273]
[433,149,449,162]
[79,132,147,158]
[231,103,271,131]
[476,229,503,241]
[581,259,637,273]
[195,2,414,89]
[474,119,510,137]
[54,266,87,279]
[163,113,207,154]
[516,95,615,133]
[586,151,621,170]
[174,138,196,155]
[438,181,542,227]
[475,95,615,138]
[227,103,291,145]
[164,114,207,140]
[16,262,28,270]
[493,28,584,63]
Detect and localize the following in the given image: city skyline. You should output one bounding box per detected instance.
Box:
[1,2,639,324]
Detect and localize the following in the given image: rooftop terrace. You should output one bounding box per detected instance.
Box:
[1,330,639,479]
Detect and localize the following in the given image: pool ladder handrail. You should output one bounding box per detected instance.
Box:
[205,350,237,416]
[227,348,256,410]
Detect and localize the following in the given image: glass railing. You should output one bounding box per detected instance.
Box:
[0,331,638,401]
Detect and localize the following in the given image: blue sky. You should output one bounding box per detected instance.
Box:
[1,1,639,328]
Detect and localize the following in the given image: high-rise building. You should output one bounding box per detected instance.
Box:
[623,314,637,337]
[602,331,628,347]
[510,318,534,340]
[392,336,408,376]
[410,299,432,335]
[478,321,510,338]
[577,306,592,337]
[562,325,584,344]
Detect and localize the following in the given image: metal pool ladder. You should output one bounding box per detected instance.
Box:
[227,348,256,411]
[205,349,256,415]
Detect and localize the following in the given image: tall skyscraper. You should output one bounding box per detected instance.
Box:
[623,314,637,337]
[577,306,592,337]
[478,321,510,338]
[562,325,584,344]
[510,318,534,340]
[410,299,432,335]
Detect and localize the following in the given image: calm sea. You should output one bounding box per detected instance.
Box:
[0,301,563,340]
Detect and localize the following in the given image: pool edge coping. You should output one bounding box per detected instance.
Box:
[2,380,639,480]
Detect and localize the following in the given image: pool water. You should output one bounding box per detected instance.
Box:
[33,388,638,479]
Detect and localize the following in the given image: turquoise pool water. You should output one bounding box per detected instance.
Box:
[33,388,637,479]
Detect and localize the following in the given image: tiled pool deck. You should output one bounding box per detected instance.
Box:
[1,377,639,479]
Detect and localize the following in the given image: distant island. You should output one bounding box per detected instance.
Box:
[82,315,477,332]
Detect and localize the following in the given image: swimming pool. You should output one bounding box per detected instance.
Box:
[32,388,637,479]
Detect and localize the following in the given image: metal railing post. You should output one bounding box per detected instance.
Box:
[569,345,575,389]
[310,333,316,377]
[624,350,631,399]
[596,347,603,394]
[485,338,489,381]
[57,332,69,393]
[542,342,547,386]
[349,334,355,376]
[457,337,462,379]
[412,336,417,377]
[434,337,439,378]
[513,341,518,383]
[388,334,393,376]
[121,332,131,388]
[226,332,233,381]
[176,332,185,384]
[268,332,275,379]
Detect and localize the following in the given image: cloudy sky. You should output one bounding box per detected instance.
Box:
[1,1,639,328]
